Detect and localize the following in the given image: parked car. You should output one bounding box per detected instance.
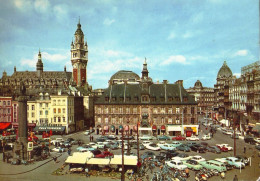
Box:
[171,141,182,147]
[76,145,95,152]
[230,134,239,139]
[132,143,145,150]
[190,144,206,153]
[141,151,155,160]
[120,136,135,140]
[142,141,153,146]
[244,136,257,145]
[225,157,245,169]
[107,135,118,140]
[159,151,179,159]
[90,149,103,157]
[110,143,119,150]
[215,158,233,170]
[172,135,186,141]
[96,137,106,142]
[192,155,206,162]
[186,142,197,147]
[51,138,64,145]
[206,146,221,154]
[186,135,199,141]
[199,160,227,172]
[157,135,170,140]
[172,153,192,161]
[183,159,203,171]
[52,147,65,152]
[95,151,114,158]
[157,141,167,147]
[139,135,155,140]
[201,134,211,140]
[235,155,249,166]
[166,159,188,170]
[146,143,161,151]
[159,144,176,151]
[216,144,233,151]
[176,144,191,152]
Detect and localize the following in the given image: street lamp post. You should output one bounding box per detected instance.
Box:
[121,127,125,181]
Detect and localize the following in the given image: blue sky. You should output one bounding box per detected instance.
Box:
[0,0,259,89]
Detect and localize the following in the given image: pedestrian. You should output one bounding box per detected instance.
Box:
[244,146,246,154]
[68,148,71,156]
[185,168,189,177]
[53,156,57,163]
[233,175,238,181]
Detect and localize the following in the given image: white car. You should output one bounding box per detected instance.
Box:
[156,141,167,147]
[139,135,155,140]
[165,160,187,170]
[186,136,199,141]
[216,144,233,151]
[52,147,65,152]
[92,142,105,149]
[159,144,176,151]
[172,153,192,161]
[225,157,245,169]
[142,141,153,146]
[192,155,206,162]
[201,134,211,140]
[145,143,161,151]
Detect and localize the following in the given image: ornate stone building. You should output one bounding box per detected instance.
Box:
[186,80,214,117]
[214,61,233,120]
[94,60,198,137]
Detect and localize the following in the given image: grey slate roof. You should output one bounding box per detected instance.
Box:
[95,83,197,105]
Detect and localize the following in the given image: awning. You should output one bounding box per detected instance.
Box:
[65,152,93,164]
[139,127,151,131]
[86,158,110,165]
[110,157,137,166]
[0,123,11,130]
[34,126,66,132]
[110,125,115,131]
[12,123,36,128]
[152,125,157,130]
[124,125,129,131]
[119,125,123,131]
[104,126,109,131]
[161,125,166,130]
[133,125,138,131]
[167,126,181,132]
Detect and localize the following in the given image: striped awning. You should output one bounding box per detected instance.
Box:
[152,125,157,130]
[161,125,166,130]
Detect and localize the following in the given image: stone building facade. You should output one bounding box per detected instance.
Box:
[186,80,214,117]
[94,60,198,137]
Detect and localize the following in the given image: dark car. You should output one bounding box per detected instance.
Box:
[190,144,206,153]
[96,137,106,142]
[141,151,155,160]
[186,142,197,147]
[165,150,180,159]
[244,136,257,145]
[176,144,191,152]
[206,146,221,154]
[91,149,102,156]
[120,136,135,140]
[133,143,145,150]
[236,155,249,165]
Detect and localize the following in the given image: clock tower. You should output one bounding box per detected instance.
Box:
[71,19,88,86]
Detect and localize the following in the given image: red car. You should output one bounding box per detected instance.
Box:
[216,145,228,152]
[95,151,114,158]
[172,136,186,141]
[28,135,39,142]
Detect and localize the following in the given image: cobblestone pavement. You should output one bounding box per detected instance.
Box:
[0,117,259,181]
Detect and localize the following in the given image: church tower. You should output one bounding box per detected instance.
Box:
[36,50,43,77]
[71,19,88,86]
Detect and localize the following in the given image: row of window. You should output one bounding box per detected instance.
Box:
[0,100,11,106]
[96,117,195,125]
[0,108,11,114]
[96,107,196,114]
[0,116,11,121]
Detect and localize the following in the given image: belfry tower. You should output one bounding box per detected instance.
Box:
[71,19,88,86]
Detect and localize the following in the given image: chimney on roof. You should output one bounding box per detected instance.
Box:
[176,80,183,87]
[64,66,66,72]
[14,66,16,72]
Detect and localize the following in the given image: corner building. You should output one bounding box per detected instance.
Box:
[94,60,198,137]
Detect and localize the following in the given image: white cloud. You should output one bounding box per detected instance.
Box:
[233,73,241,78]
[234,50,248,56]
[161,55,189,65]
[21,58,36,68]
[103,18,115,26]
[41,52,69,62]
[167,32,176,40]
[14,0,33,11]
[34,0,50,13]
[53,4,69,22]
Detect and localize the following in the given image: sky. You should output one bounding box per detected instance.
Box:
[0,0,259,89]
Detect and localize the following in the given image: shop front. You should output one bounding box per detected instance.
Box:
[34,126,66,135]
[12,122,36,132]
[167,125,182,136]
[184,126,198,136]
[152,125,157,136]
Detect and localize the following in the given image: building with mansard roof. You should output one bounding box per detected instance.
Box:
[94,60,198,137]
[186,80,214,117]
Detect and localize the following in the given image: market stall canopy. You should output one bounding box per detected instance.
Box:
[86,158,110,165]
[110,157,137,166]
[65,152,93,164]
